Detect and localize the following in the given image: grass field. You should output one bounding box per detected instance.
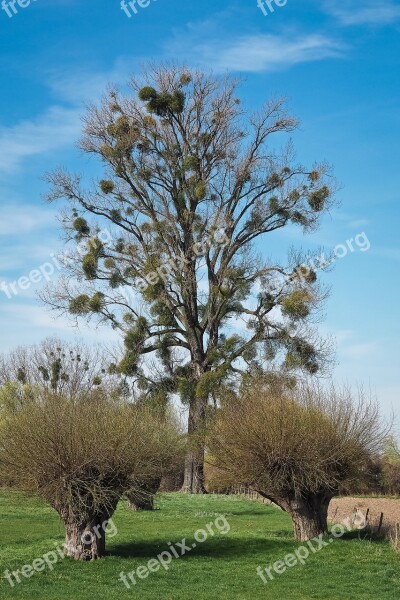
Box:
[0,491,399,599]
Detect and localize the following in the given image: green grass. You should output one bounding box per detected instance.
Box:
[0,491,399,599]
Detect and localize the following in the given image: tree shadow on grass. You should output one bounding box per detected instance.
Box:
[109,526,386,560]
[337,530,389,544]
[109,536,294,560]
[338,530,363,541]
[214,510,285,517]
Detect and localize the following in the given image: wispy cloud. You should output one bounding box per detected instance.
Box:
[48,59,132,105]
[347,218,370,229]
[0,106,81,176]
[0,60,135,177]
[332,328,379,360]
[0,302,120,352]
[372,247,400,262]
[341,341,378,360]
[165,26,343,73]
[0,204,56,236]
[324,0,400,26]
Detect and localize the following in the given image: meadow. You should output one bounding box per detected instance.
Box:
[0,491,399,600]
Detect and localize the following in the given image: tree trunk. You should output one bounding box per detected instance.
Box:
[60,503,118,560]
[286,493,332,542]
[182,449,206,494]
[181,396,207,494]
[126,477,161,511]
[127,494,154,511]
[160,472,184,492]
[258,491,332,542]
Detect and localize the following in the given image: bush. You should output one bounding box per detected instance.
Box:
[0,390,182,560]
[209,382,387,541]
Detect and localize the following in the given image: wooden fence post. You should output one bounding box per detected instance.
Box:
[378,512,384,535]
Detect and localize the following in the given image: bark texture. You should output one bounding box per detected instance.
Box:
[126,477,161,511]
[260,491,333,542]
[287,494,332,541]
[59,502,118,560]
[181,396,207,494]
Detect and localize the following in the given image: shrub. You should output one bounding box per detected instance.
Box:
[0,390,182,560]
[209,383,387,541]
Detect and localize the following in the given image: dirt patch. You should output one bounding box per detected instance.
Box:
[329,497,400,531]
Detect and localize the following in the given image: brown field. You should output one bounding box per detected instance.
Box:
[329,496,400,531]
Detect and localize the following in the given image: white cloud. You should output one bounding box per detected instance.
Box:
[0,204,56,236]
[0,28,341,180]
[165,30,343,73]
[332,329,354,344]
[373,247,400,262]
[347,218,370,229]
[324,0,400,25]
[0,106,81,176]
[322,327,379,361]
[328,328,379,360]
[0,302,120,353]
[48,59,132,105]
[341,341,378,360]
[0,246,56,277]
[0,59,136,177]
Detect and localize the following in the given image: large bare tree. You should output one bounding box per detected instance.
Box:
[42,65,334,492]
[0,337,118,398]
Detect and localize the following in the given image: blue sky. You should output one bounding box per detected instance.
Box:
[0,0,399,419]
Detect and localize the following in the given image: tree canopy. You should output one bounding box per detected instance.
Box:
[41,65,335,491]
[209,382,387,540]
